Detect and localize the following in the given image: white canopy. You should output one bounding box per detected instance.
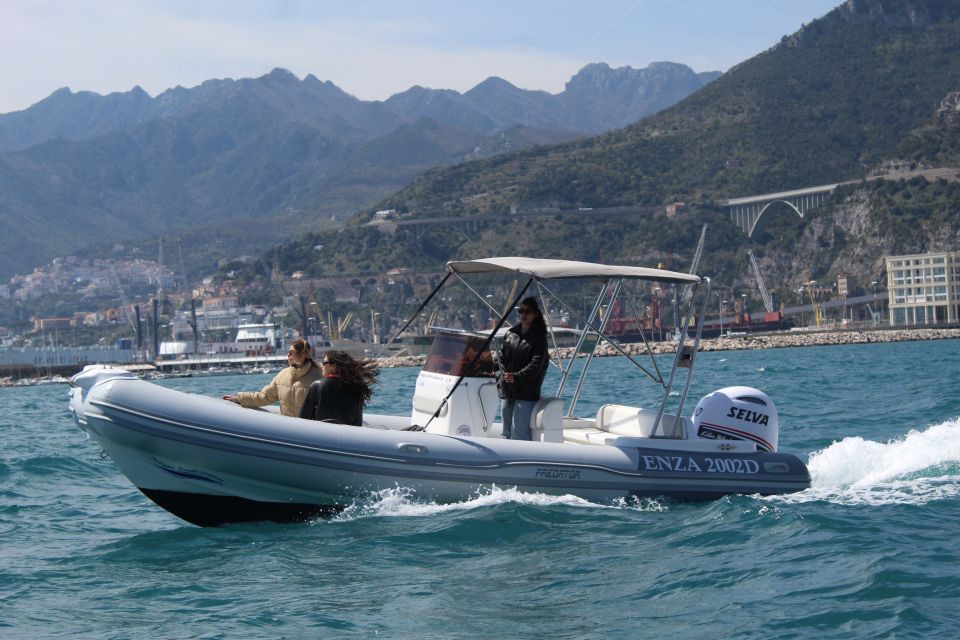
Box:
[447,257,702,284]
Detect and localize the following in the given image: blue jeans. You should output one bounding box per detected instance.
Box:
[501,398,535,440]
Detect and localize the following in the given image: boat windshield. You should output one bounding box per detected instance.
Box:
[423,332,495,378]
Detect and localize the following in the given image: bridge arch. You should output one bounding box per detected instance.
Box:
[722,183,837,237]
[748,199,804,237]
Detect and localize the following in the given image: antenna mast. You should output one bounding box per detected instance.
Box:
[108,262,136,331]
[156,237,165,315]
[689,225,707,275]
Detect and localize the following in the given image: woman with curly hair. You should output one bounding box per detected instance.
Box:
[298,350,380,426]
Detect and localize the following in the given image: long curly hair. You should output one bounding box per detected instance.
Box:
[323,350,380,405]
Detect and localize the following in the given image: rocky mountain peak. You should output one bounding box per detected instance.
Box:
[465,76,521,98]
[839,0,952,28]
[782,0,960,50]
[263,67,299,83]
[564,61,702,96]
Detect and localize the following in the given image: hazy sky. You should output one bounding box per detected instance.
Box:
[1,0,842,114]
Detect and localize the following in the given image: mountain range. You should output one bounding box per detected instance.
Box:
[0,61,719,279]
[274,0,956,304]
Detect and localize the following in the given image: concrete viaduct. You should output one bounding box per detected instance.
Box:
[719,167,960,237]
[719,183,838,237]
[370,168,958,240]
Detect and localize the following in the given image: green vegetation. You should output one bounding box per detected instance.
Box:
[865,177,960,251]
[373,4,960,218]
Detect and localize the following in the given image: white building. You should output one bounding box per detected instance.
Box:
[885,251,960,326]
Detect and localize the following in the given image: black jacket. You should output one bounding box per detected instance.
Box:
[298,377,363,426]
[498,324,549,401]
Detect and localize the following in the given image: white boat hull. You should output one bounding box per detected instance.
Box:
[68,369,809,526]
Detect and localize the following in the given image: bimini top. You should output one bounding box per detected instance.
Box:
[447,257,702,284]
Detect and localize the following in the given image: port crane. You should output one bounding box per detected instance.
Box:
[108,262,136,332]
[804,281,826,328]
[748,250,774,314]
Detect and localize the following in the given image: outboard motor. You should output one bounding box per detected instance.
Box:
[691,386,779,452]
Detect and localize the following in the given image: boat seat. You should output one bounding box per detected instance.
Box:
[530,397,564,443]
[563,427,618,446]
[596,405,687,438]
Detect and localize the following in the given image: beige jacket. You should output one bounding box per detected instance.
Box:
[235,362,323,416]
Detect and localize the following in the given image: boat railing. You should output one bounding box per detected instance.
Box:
[378,257,707,439]
[650,277,710,437]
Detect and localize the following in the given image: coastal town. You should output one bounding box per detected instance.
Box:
[1,247,958,385]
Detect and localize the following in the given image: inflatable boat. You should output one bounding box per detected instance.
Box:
[68,257,810,526]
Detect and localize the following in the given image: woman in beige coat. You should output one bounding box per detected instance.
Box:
[223,338,323,416]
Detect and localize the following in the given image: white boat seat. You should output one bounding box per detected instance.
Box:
[563,427,618,446]
[530,397,564,443]
[596,404,687,438]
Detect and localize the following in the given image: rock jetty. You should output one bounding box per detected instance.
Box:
[375,327,960,367]
[586,327,960,358]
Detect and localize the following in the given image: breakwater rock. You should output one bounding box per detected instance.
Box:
[374,328,960,368]
[376,355,427,368]
[583,327,960,358]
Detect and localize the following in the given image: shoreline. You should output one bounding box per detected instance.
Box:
[374,326,960,366]
[3,328,958,386]
[597,326,960,357]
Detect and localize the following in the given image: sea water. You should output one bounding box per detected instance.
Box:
[2,339,959,639]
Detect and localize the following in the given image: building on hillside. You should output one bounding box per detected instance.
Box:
[33,317,73,332]
[665,202,686,217]
[885,251,960,326]
[203,296,238,310]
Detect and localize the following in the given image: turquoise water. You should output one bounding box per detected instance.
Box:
[2,339,960,638]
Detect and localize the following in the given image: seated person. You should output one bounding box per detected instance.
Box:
[223,338,321,416]
[299,350,380,425]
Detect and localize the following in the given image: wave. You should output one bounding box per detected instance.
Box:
[782,417,960,505]
[324,415,960,518]
[326,486,666,522]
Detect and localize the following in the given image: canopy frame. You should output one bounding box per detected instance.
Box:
[378,256,710,438]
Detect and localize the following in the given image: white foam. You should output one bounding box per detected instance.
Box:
[326,486,595,521]
[778,417,960,506]
[327,486,663,522]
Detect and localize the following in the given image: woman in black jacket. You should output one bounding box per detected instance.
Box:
[498,296,549,440]
[299,350,380,425]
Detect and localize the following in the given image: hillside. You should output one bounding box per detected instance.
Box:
[255,0,960,311]
[0,62,717,280]
[374,0,960,216]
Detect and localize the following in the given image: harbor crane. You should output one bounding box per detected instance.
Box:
[337,311,355,340]
[748,250,775,314]
[804,280,826,328]
[108,262,136,332]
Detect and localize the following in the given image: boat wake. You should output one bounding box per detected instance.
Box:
[781,417,960,505]
[326,486,665,522]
